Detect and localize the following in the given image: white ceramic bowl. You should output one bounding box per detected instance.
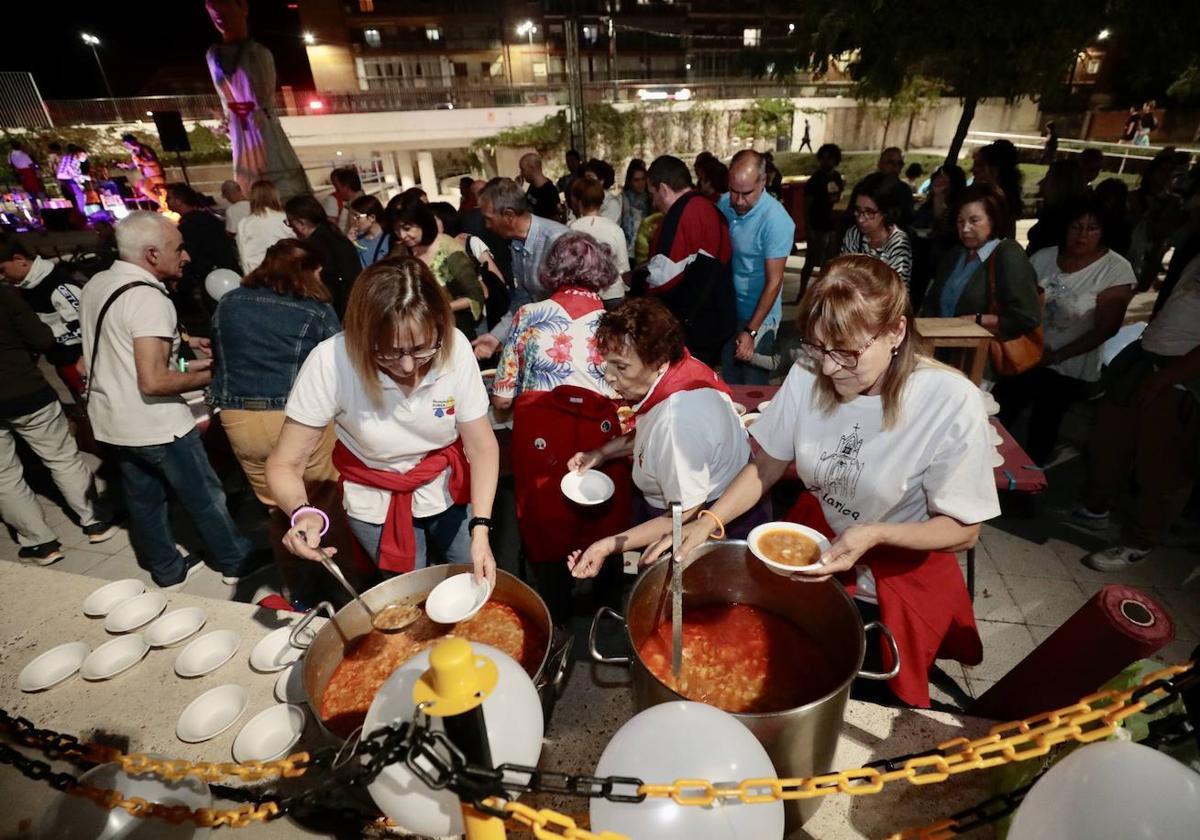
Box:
[175,630,240,678]
[249,626,304,673]
[732,401,747,416]
[18,641,91,692]
[144,607,208,648]
[274,663,306,704]
[758,400,772,412]
[176,684,249,743]
[80,635,149,681]
[232,704,306,763]
[560,469,615,506]
[104,591,168,634]
[82,579,145,618]
[741,411,762,429]
[746,521,830,575]
[425,573,493,624]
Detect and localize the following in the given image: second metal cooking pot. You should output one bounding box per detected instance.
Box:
[590,540,899,828]
[289,564,571,742]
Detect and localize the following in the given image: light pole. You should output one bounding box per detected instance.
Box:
[81,33,120,122]
[516,20,540,83]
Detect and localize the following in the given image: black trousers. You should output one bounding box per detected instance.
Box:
[993,366,1086,467]
[530,554,624,629]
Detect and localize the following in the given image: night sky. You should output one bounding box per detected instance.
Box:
[1,1,313,100]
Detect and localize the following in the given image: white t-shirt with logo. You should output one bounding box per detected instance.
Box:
[286,330,489,524]
[750,362,1000,602]
[633,388,750,510]
[1031,247,1137,382]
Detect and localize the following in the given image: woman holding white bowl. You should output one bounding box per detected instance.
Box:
[664,255,1000,707]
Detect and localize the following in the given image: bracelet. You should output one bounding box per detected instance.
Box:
[698,509,726,540]
[290,505,329,537]
[178,358,188,373]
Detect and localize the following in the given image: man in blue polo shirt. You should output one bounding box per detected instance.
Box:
[717,150,796,385]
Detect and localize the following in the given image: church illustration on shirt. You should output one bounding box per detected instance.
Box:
[817,424,865,500]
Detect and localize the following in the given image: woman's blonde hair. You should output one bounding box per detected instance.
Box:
[797,254,929,429]
[249,180,283,215]
[342,257,455,406]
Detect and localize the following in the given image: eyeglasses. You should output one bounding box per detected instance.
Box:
[1068,223,1102,234]
[374,338,442,363]
[852,206,881,219]
[798,330,884,370]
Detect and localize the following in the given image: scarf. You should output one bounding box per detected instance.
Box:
[622,350,730,433]
[549,286,604,319]
[332,439,470,573]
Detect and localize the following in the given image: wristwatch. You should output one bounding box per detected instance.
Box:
[468,516,493,533]
[975,312,984,326]
[743,327,760,340]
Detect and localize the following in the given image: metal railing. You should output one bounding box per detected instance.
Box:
[964,130,1200,174]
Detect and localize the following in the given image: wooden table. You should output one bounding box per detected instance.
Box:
[914,317,993,385]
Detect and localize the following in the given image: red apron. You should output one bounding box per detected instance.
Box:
[785,493,983,707]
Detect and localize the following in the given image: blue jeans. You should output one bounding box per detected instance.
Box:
[114,428,253,586]
[347,503,471,573]
[720,321,778,386]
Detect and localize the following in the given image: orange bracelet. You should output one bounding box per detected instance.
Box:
[699,509,726,539]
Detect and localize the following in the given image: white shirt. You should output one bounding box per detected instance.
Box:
[1031,247,1137,382]
[9,150,34,169]
[236,210,293,275]
[599,192,622,225]
[285,330,489,524]
[224,200,251,236]
[751,362,1000,602]
[80,261,195,447]
[633,388,750,509]
[569,215,630,301]
[1142,253,1200,357]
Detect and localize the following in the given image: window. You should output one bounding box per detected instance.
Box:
[1086,58,1101,74]
[743,28,761,47]
[426,27,441,41]
[364,29,381,47]
[359,0,374,11]
[532,62,547,79]
[454,62,468,77]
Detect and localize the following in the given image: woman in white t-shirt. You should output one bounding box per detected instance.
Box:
[568,178,630,307]
[236,180,293,275]
[667,255,1000,707]
[565,297,757,579]
[267,258,499,584]
[993,199,1136,466]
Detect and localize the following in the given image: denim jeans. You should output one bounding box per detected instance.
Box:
[114,428,252,586]
[347,503,472,573]
[720,320,778,386]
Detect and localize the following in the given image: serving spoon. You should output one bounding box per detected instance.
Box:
[299,533,422,632]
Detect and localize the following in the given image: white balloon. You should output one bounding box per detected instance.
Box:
[1009,741,1200,840]
[591,702,784,840]
[362,642,544,837]
[204,268,242,301]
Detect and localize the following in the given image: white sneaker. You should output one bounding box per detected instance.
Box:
[1083,544,1152,572]
[1066,505,1111,532]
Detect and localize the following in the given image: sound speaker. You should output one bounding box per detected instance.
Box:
[152,111,191,153]
[40,208,75,232]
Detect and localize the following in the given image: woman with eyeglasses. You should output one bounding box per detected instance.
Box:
[347,194,391,269]
[392,201,484,337]
[267,257,499,585]
[841,172,913,286]
[666,255,999,708]
[992,198,1136,466]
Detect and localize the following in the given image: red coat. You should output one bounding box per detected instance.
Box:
[786,493,983,707]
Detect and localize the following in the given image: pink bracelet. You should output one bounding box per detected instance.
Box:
[290,506,329,537]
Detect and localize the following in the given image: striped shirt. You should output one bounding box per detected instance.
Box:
[841,225,912,286]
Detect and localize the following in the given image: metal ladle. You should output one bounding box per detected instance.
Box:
[300,533,421,633]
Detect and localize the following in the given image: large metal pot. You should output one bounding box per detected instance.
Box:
[589,540,899,828]
[289,564,571,742]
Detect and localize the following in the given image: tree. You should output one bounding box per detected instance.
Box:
[777,1,1108,165]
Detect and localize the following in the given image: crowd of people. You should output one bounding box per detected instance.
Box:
[2,132,1198,707]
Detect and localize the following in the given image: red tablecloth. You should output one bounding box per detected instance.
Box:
[727,384,1046,494]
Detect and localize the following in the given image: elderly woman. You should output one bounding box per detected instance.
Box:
[920,182,1041,343]
[668,255,1000,707]
[993,198,1137,466]
[566,297,758,579]
[393,201,484,336]
[267,258,498,584]
[841,172,913,286]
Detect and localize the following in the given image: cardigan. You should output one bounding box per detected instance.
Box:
[920,238,1041,340]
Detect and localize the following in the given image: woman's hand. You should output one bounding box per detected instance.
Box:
[640,518,717,568]
[792,524,881,581]
[281,512,337,562]
[470,530,497,587]
[567,538,613,578]
[187,336,212,357]
[567,449,603,474]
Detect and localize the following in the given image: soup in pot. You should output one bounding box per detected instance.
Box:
[320,601,547,737]
[637,602,840,713]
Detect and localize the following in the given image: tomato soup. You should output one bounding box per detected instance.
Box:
[757,528,821,567]
[320,601,547,737]
[637,602,840,713]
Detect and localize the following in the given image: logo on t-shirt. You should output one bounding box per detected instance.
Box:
[816,424,864,520]
[432,397,456,418]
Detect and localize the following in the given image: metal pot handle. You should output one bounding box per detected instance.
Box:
[288,601,335,650]
[536,633,574,698]
[588,606,631,666]
[858,620,902,680]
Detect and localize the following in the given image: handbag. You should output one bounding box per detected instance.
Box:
[985,253,1044,377]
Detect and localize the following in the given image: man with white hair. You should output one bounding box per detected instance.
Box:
[220,180,251,236]
[80,212,260,590]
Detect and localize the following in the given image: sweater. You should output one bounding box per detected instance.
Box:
[0,286,57,418]
[920,238,1042,341]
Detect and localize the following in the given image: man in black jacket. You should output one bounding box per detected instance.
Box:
[0,287,115,564]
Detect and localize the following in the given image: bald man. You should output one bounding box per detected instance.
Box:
[518,152,562,220]
[717,149,796,385]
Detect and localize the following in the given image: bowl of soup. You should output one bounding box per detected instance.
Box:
[746,522,829,575]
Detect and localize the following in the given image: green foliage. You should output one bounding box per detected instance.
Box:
[733,98,795,141]
[2,122,231,168]
[583,104,647,162]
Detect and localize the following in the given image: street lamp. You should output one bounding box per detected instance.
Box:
[303,32,316,45]
[1097,29,1111,40]
[81,32,119,120]
[517,20,537,46]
